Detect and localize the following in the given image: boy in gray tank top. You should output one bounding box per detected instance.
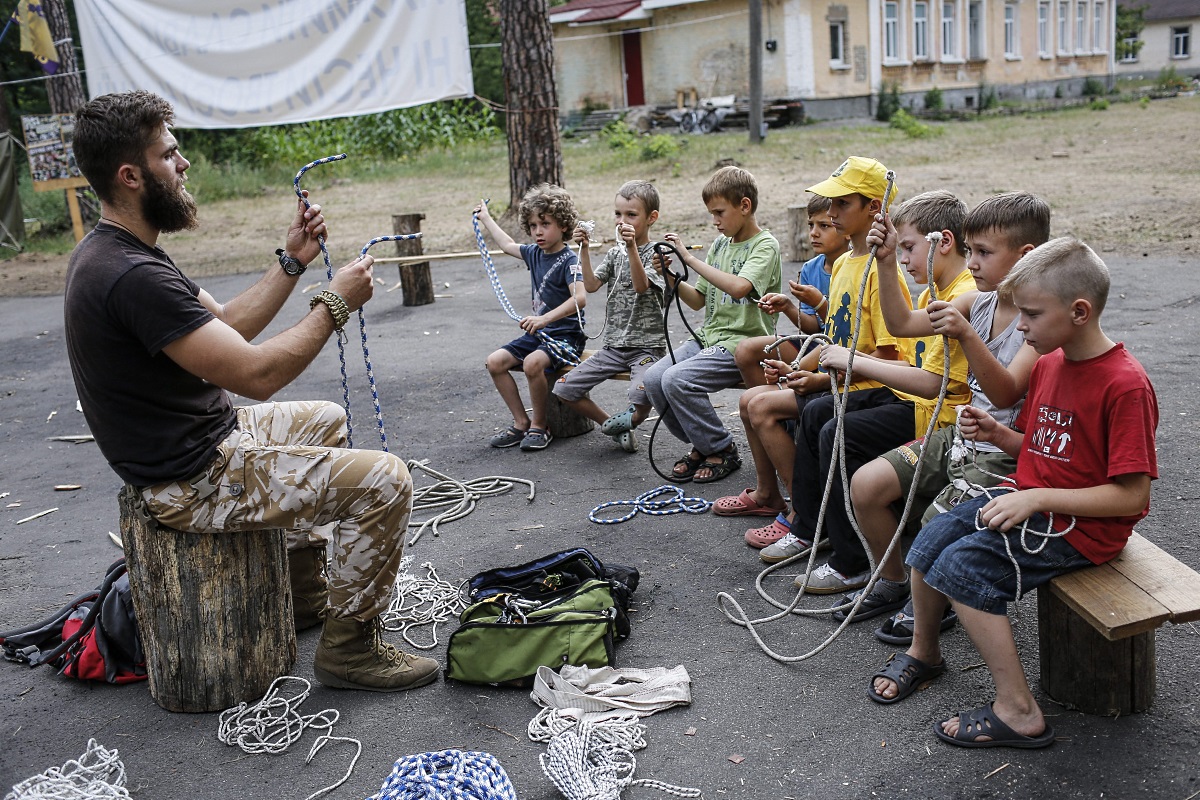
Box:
[836,193,1051,635]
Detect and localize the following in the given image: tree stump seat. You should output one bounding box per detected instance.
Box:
[117,485,296,713]
[1038,531,1200,715]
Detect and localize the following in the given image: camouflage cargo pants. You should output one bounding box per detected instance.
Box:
[141,401,410,622]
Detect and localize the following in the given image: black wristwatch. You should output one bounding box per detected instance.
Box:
[276,248,306,276]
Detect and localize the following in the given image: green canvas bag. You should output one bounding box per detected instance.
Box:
[445,578,618,686]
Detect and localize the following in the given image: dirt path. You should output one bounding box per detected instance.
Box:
[3,95,1196,298]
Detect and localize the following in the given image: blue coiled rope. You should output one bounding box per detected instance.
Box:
[293,155,404,451]
[588,485,712,524]
[366,749,517,800]
[470,203,581,367]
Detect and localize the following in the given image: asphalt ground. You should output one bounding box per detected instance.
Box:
[1,247,1198,799]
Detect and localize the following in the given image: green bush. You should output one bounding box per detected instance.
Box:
[639,134,682,161]
[889,108,942,138]
[599,119,638,152]
[876,81,902,121]
[1156,66,1192,92]
[1054,84,1064,99]
[923,86,945,111]
[1089,98,1110,110]
[1082,77,1107,97]
[978,81,999,110]
[1139,95,1151,108]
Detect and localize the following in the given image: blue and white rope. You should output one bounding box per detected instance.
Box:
[366,749,518,800]
[588,485,712,524]
[471,204,581,366]
[293,154,388,451]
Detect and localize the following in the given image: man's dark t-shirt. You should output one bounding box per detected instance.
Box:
[64,223,236,486]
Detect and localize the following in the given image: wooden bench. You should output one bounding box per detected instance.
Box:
[1038,531,1200,715]
[118,486,296,712]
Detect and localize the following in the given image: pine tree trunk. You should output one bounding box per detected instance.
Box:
[499,0,563,213]
[42,0,87,114]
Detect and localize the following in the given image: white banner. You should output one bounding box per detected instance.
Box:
[75,0,473,129]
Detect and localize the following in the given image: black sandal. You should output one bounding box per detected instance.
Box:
[670,450,705,483]
[693,445,742,484]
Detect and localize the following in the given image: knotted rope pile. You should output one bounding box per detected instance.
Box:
[379,556,465,649]
[217,676,360,800]
[405,459,536,546]
[535,717,700,800]
[588,484,712,524]
[470,203,581,366]
[295,154,411,451]
[5,739,130,800]
[365,749,517,800]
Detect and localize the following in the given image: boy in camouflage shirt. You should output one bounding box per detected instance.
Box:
[553,180,668,452]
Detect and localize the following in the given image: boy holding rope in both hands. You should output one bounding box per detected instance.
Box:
[476,186,588,452]
[868,237,1158,749]
[552,180,667,453]
[846,192,1049,639]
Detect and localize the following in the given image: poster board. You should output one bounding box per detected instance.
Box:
[21,113,89,241]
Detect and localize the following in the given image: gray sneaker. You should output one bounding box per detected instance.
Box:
[616,430,639,453]
[796,562,871,594]
[759,532,828,564]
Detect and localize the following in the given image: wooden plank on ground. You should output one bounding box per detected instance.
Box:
[1108,532,1200,625]
[1048,562,1170,642]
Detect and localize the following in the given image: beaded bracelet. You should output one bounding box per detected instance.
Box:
[310,289,350,330]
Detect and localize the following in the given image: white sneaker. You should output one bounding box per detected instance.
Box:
[760,532,828,564]
[796,562,870,594]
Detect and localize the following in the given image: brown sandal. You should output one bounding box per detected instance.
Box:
[693,445,742,484]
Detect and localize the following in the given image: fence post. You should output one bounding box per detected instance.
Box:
[786,205,812,264]
[392,212,434,306]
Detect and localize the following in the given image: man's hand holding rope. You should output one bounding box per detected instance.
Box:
[285,190,328,267]
[328,254,375,314]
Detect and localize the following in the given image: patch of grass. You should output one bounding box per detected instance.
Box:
[639,134,683,161]
[1089,98,1111,111]
[890,109,942,138]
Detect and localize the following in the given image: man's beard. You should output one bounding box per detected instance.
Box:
[141,167,198,234]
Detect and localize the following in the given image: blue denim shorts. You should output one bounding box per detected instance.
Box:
[906,492,1092,614]
[501,331,585,373]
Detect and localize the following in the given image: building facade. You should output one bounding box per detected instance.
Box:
[1114,0,1196,80]
[549,0,1120,119]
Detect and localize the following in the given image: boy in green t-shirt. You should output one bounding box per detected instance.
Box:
[642,166,782,484]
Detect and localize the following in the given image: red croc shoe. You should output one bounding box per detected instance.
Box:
[745,513,791,548]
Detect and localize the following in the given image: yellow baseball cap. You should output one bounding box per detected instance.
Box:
[806,156,897,204]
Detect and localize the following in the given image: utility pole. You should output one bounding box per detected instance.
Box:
[748,0,763,144]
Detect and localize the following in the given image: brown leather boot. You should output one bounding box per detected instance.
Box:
[289,546,328,632]
[313,616,440,692]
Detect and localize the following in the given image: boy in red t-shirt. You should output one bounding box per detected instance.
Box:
[866,237,1158,750]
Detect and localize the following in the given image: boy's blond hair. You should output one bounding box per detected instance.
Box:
[518,183,577,236]
[806,194,832,216]
[617,180,660,215]
[1001,236,1110,314]
[892,190,969,257]
[702,166,758,213]
[963,191,1051,251]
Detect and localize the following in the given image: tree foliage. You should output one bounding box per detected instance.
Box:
[1115,3,1147,62]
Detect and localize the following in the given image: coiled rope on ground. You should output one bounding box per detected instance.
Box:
[365,749,518,800]
[588,484,712,524]
[404,459,535,546]
[216,676,360,800]
[379,556,465,649]
[4,739,130,800]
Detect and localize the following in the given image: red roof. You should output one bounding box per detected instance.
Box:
[554,0,642,22]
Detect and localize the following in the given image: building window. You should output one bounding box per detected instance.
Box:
[968,0,983,59]
[1058,0,1070,53]
[943,1,958,57]
[1093,2,1105,51]
[914,1,930,58]
[1173,26,1191,58]
[1120,36,1139,61]
[1005,3,1019,56]
[884,1,901,61]
[830,20,847,64]
[1076,1,1087,51]
[1038,2,1051,55]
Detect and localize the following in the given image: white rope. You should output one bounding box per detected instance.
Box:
[216,676,361,800]
[537,717,701,800]
[379,557,465,650]
[405,459,535,546]
[5,739,130,800]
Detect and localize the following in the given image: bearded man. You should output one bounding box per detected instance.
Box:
[64,90,438,692]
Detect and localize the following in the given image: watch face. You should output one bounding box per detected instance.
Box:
[279,253,305,275]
